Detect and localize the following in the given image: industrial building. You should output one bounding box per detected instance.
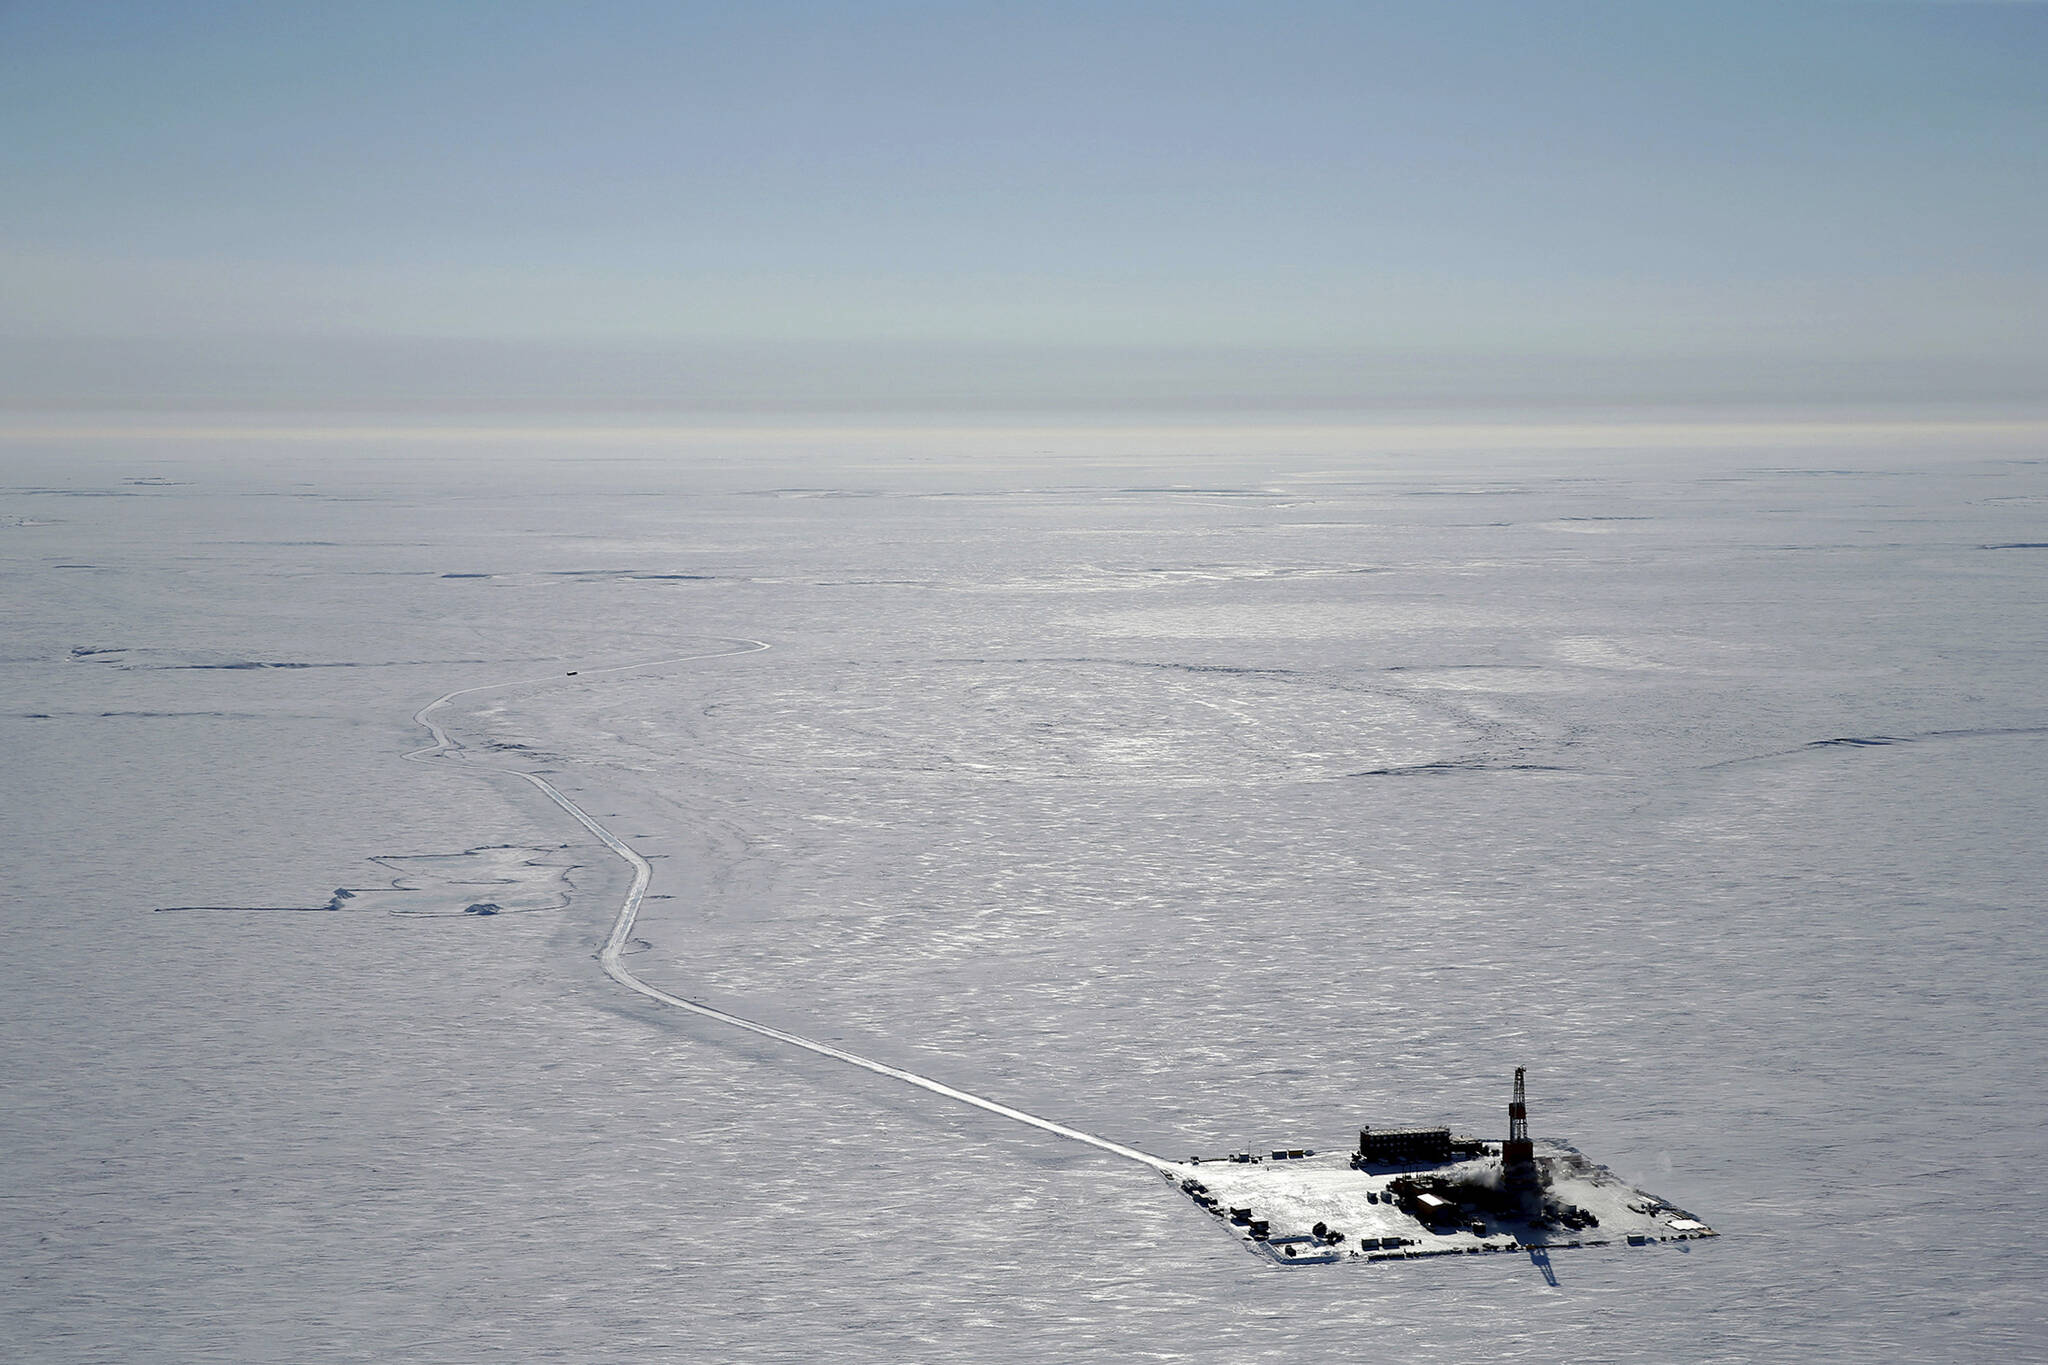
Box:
[1354,1125,1489,1167]
[1355,1125,1453,1165]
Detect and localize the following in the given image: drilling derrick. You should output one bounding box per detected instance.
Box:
[1503,1067,1539,1192]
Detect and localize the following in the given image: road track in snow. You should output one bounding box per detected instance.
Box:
[406,640,1173,1173]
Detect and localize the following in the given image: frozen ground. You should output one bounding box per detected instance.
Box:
[3,420,2045,1361]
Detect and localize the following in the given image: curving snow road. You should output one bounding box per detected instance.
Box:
[407,640,1173,1172]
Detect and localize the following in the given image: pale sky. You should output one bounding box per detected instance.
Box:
[3,0,2043,412]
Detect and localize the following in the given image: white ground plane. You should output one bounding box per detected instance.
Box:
[405,642,1715,1269]
[406,640,1174,1174]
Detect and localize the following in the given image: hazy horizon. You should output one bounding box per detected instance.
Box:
[5,1,2043,415]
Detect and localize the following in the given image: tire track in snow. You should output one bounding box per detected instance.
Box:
[407,640,1173,1172]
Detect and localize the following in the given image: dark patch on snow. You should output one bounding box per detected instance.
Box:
[157,903,347,914]
[1811,727,2048,752]
[1980,542,2048,550]
[159,850,576,918]
[71,648,364,669]
[441,572,492,578]
[171,661,365,670]
[73,647,495,671]
[1384,664,1541,672]
[1124,659,1301,678]
[1708,725,2048,769]
[1348,759,1567,777]
[1921,726,2048,740]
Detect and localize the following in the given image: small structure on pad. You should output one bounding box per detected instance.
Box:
[1356,1125,1453,1165]
[1355,1125,1488,1168]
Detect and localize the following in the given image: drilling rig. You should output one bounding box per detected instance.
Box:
[1503,1067,1540,1195]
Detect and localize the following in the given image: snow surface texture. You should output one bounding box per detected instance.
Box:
[409,638,1172,1171]
[4,430,2046,1361]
